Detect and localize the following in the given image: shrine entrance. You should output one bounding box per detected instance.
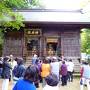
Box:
[26,37,40,56]
[46,37,61,56]
[25,29,61,58]
[25,29,41,57]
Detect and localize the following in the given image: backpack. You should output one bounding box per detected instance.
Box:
[13,65,25,78]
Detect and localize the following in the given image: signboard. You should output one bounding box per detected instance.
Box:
[26,29,41,36]
[46,38,58,43]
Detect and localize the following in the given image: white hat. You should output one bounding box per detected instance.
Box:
[52,56,57,60]
[34,54,37,57]
[46,56,51,60]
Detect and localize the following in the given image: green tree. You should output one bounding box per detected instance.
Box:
[81,28,90,54]
[4,0,40,9]
[0,0,40,55]
[0,0,40,31]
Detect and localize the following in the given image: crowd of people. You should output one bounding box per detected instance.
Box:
[0,54,90,90]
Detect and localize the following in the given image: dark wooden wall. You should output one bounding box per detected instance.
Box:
[61,30,81,58]
[3,31,24,57]
[2,25,81,59]
[42,28,80,58]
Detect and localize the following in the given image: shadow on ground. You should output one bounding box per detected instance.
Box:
[0,78,87,90]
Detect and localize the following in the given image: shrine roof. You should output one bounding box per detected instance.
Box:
[16,9,90,24]
[15,9,90,24]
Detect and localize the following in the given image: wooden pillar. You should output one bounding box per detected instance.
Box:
[23,30,27,60]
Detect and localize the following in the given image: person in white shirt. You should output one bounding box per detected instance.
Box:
[43,73,59,90]
[50,57,60,80]
[9,55,17,69]
[67,59,74,82]
[32,54,38,65]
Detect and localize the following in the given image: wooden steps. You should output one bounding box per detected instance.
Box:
[25,56,81,73]
[24,56,32,67]
[72,59,81,73]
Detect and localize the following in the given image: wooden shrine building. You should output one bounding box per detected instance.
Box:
[2,9,90,71]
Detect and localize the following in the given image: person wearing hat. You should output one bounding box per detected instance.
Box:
[43,73,59,90]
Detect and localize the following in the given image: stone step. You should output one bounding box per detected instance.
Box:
[73,73,80,77]
[24,57,32,67]
[72,59,81,73]
[25,57,81,72]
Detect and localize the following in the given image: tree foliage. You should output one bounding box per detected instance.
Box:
[0,0,40,31]
[81,28,90,54]
[0,0,40,55]
[3,0,40,9]
[0,0,24,31]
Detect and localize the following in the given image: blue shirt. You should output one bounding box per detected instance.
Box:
[83,65,90,78]
[13,79,36,90]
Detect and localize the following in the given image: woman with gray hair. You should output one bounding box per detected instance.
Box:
[43,73,59,90]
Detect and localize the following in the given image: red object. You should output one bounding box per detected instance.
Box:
[80,67,84,78]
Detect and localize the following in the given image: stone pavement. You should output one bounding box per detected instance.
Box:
[0,78,87,90]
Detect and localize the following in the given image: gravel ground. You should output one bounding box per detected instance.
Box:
[0,78,87,90]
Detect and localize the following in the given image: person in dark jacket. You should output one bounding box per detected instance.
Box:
[0,57,3,77]
[34,59,40,88]
[13,65,38,90]
[1,56,12,90]
[12,57,26,87]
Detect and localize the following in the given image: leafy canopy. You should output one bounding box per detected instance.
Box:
[0,0,40,52]
[3,0,40,9]
[0,0,40,32]
[81,28,90,54]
